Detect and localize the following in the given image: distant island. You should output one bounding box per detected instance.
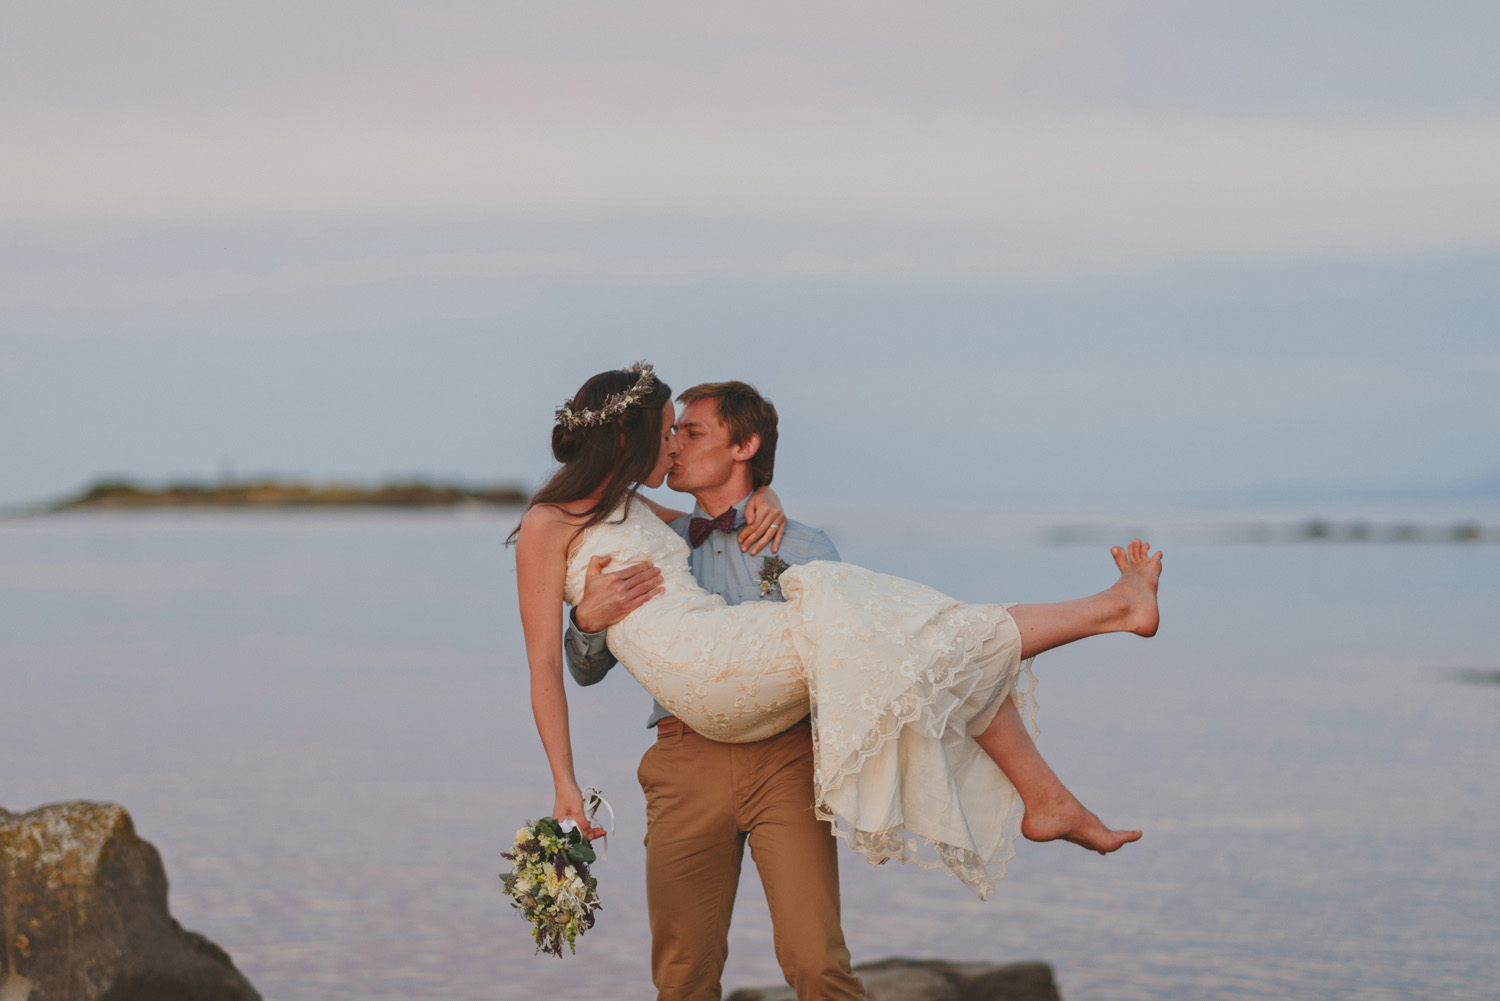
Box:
[50,478,530,511]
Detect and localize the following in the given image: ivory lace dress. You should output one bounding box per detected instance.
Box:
[563,499,1039,898]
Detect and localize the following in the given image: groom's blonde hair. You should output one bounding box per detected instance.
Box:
[677,381,779,489]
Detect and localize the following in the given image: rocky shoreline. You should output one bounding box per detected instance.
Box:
[728,959,1062,1001]
[2,801,1062,1001]
[0,802,260,1001]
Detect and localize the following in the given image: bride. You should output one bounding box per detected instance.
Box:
[514,363,1162,896]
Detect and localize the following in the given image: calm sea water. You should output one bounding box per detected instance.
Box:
[3,504,1497,1001]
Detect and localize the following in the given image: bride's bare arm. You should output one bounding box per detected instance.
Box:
[739,486,786,555]
[639,495,689,524]
[515,505,605,840]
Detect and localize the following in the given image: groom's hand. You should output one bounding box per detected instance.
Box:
[573,555,664,633]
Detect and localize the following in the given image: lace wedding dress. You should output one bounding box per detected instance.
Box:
[563,498,1039,898]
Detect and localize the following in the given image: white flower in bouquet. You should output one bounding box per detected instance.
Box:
[499,792,608,957]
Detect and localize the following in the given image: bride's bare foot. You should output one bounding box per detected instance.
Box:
[1107,538,1162,637]
[1020,790,1142,855]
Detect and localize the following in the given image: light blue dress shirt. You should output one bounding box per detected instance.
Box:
[563,492,840,727]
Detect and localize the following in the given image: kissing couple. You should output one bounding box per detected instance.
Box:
[511,363,1161,1000]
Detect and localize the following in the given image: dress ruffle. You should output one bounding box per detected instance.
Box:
[782,565,1037,898]
[568,500,1039,897]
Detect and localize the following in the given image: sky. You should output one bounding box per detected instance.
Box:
[3,1,1498,510]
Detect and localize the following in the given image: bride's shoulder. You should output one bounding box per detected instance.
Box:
[516,502,591,545]
[524,499,592,521]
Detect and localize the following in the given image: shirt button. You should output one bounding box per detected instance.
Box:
[715,549,722,555]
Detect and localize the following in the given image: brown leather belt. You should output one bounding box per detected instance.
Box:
[655,717,696,740]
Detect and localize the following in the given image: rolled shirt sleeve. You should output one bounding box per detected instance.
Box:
[563,611,617,686]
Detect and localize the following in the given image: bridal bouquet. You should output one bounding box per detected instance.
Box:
[499,792,606,957]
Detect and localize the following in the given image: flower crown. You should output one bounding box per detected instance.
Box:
[555,361,657,430]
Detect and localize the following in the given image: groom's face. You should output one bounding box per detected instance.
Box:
[667,397,749,495]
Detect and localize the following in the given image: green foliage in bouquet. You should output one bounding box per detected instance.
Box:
[500,815,602,956]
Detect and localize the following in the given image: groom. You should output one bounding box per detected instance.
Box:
[564,381,865,1001]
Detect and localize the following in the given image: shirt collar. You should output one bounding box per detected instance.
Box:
[690,492,754,529]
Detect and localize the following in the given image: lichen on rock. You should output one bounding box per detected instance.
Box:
[1,801,260,1001]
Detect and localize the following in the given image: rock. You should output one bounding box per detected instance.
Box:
[0,801,261,1001]
[726,957,1061,1001]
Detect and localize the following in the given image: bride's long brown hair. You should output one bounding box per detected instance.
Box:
[507,367,673,544]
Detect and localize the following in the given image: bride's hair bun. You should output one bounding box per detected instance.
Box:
[552,423,587,463]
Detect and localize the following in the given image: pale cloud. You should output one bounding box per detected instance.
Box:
[759,251,910,277]
[4,0,1499,509]
[0,250,594,309]
[1,1,1122,123]
[598,257,734,278]
[5,113,1499,274]
[8,1,1496,124]
[6,0,1498,276]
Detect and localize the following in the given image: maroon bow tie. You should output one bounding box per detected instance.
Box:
[688,508,737,548]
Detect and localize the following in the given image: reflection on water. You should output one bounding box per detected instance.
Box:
[2,507,1498,1001]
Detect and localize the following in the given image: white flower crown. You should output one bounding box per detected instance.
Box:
[555,361,657,430]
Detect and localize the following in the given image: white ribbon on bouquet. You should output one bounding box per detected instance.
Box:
[558,785,616,861]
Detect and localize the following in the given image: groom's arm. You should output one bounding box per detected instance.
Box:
[563,610,615,685]
[802,528,839,564]
[767,523,839,569]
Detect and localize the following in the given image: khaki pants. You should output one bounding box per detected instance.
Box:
[637,717,865,1001]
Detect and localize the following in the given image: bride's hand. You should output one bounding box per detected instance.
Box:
[554,784,606,841]
[739,486,787,555]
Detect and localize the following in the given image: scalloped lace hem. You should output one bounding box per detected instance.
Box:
[814,802,1015,900]
[808,607,1039,900]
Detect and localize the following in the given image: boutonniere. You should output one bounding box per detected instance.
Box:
[758,555,790,597]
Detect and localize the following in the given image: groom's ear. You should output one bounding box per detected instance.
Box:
[731,433,761,462]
